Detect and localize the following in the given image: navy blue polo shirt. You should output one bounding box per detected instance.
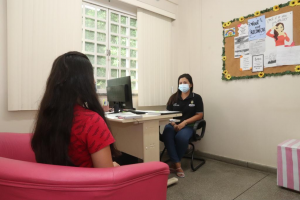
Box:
[167,92,203,123]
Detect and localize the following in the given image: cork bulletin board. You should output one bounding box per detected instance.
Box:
[221,1,300,81]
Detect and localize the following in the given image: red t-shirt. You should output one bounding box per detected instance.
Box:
[68,104,115,167]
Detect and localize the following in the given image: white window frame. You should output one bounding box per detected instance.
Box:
[82,2,138,94]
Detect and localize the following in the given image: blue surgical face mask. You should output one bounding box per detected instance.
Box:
[178,84,190,93]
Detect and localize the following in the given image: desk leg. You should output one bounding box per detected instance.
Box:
[142,120,160,162]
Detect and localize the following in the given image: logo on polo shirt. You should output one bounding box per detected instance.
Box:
[173,103,180,106]
[189,100,195,107]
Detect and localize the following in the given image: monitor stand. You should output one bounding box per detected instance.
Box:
[113,103,123,113]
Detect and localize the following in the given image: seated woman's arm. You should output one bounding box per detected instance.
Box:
[91,146,114,168]
[175,113,203,131]
[86,115,117,168]
[183,113,203,124]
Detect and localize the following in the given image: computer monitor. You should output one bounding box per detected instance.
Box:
[107,76,134,113]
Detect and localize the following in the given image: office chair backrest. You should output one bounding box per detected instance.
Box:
[194,100,206,140]
[202,101,204,119]
[196,101,204,130]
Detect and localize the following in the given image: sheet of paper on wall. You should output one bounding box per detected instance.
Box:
[264,49,277,68]
[240,55,252,71]
[248,15,266,41]
[249,39,265,55]
[252,55,264,72]
[265,11,293,51]
[276,46,300,66]
[238,24,248,36]
[234,36,249,58]
[224,27,236,38]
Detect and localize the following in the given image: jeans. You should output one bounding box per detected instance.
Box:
[162,124,193,163]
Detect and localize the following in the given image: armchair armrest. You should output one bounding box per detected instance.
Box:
[0,157,169,200]
[0,133,35,162]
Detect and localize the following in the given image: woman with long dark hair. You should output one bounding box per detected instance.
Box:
[162,74,203,178]
[31,51,119,168]
[266,22,290,46]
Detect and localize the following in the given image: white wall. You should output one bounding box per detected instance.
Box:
[88,0,178,16]
[172,0,202,94]
[174,0,300,168]
[138,0,178,14]
[0,0,36,133]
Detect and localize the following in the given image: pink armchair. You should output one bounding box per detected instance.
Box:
[0,132,169,200]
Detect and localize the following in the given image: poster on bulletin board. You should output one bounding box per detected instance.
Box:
[221,0,300,81]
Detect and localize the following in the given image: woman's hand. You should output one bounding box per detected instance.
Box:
[172,123,178,131]
[170,122,180,131]
[174,125,179,131]
[113,161,120,167]
[272,25,277,30]
[284,32,287,37]
[174,121,186,132]
[170,122,176,126]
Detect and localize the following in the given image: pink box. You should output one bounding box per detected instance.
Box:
[277,139,300,191]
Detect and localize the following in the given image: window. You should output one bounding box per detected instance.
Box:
[82,3,138,93]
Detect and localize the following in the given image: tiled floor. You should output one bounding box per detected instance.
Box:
[166,158,300,200]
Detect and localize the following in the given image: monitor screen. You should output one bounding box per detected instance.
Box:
[107,85,127,102]
[107,76,133,112]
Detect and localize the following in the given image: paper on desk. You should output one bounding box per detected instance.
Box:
[276,46,300,66]
[117,115,142,119]
[146,112,161,116]
[132,110,180,116]
[106,112,142,119]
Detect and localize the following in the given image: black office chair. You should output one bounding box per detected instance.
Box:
[159,119,206,171]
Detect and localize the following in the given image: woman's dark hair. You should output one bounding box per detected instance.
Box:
[274,22,284,41]
[167,73,193,105]
[31,51,119,166]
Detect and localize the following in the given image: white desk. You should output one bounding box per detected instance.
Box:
[106,113,182,162]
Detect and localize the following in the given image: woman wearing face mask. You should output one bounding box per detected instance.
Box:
[266,22,290,46]
[162,74,203,178]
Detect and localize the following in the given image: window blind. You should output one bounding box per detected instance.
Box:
[137,8,172,106]
[7,0,82,111]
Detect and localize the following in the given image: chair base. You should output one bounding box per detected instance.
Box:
[183,155,205,171]
[160,143,206,172]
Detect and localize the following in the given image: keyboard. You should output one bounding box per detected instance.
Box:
[125,110,146,115]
